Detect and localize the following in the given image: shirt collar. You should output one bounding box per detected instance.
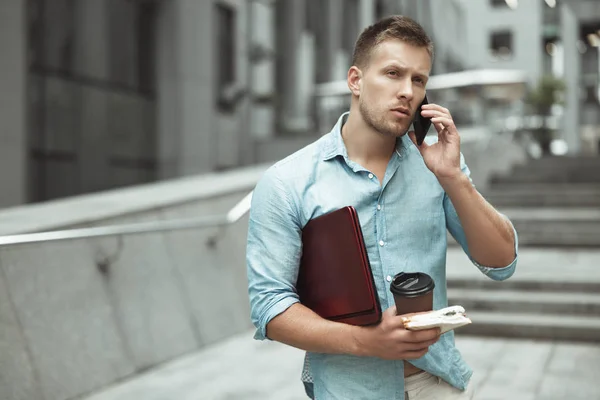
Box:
[321,112,411,161]
[321,113,350,161]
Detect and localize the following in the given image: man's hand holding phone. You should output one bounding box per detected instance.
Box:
[409,100,462,182]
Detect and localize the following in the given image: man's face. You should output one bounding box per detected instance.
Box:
[354,39,431,137]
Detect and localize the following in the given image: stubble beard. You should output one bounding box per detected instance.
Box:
[359,97,411,138]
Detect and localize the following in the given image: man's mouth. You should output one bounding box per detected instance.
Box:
[391,107,411,117]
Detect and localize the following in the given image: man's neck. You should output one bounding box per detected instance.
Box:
[341,112,398,165]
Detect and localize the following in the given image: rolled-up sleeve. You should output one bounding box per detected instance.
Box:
[246,167,302,340]
[443,153,518,281]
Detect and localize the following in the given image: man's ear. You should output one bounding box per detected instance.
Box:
[347,66,362,96]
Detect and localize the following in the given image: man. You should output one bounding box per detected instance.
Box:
[246,15,518,400]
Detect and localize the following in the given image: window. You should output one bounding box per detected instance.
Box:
[342,0,359,56]
[26,0,159,202]
[490,0,518,9]
[305,0,321,34]
[543,0,559,26]
[215,4,237,112]
[31,0,157,95]
[376,0,408,19]
[490,0,508,7]
[375,0,386,20]
[489,31,513,60]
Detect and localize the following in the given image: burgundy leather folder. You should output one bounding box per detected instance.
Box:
[296,206,382,326]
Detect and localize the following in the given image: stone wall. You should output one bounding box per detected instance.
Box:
[0,166,266,400]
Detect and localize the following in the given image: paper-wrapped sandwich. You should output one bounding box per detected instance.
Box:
[400,305,472,334]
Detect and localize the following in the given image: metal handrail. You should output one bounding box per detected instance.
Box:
[0,192,254,247]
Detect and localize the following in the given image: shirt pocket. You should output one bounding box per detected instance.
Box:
[390,211,445,250]
[385,183,445,249]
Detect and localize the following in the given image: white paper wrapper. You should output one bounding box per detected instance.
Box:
[401,305,472,334]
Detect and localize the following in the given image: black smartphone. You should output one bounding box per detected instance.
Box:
[413,95,432,146]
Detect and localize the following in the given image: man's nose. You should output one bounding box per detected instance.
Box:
[396,78,413,100]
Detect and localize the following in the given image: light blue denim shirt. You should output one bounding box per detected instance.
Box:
[246,113,518,399]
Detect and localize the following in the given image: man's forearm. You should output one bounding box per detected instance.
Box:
[439,173,515,267]
[266,303,363,356]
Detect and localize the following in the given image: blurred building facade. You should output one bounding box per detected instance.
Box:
[462,0,600,155]
[0,0,598,209]
[0,0,466,208]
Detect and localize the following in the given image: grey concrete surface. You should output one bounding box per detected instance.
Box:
[160,197,254,346]
[80,328,600,400]
[0,167,262,400]
[0,163,266,236]
[0,0,27,208]
[448,288,600,314]
[1,240,135,400]
[446,247,600,342]
[462,336,600,400]
[0,266,42,400]
[499,207,600,221]
[78,247,600,400]
[2,163,599,400]
[88,214,199,371]
[446,247,600,284]
[448,206,600,247]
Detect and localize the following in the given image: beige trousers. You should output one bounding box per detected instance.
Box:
[404,371,474,400]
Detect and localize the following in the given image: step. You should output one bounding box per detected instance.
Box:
[490,175,600,184]
[500,207,600,221]
[485,184,600,193]
[511,221,600,247]
[448,229,600,247]
[527,155,600,162]
[484,191,600,208]
[489,198,600,208]
[489,183,600,191]
[447,288,600,315]
[495,158,600,174]
[447,278,600,294]
[515,157,600,170]
[490,156,600,184]
[513,233,600,247]
[457,311,600,342]
[484,184,600,207]
[511,165,600,177]
[499,208,600,247]
[490,171,600,184]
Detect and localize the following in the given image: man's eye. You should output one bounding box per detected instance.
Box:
[387,71,398,77]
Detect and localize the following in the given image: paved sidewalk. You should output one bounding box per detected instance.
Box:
[82,247,600,400]
[82,329,600,400]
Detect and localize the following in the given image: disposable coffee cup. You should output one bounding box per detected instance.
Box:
[389,272,435,316]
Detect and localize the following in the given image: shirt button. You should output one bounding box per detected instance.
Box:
[368,173,374,179]
[377,204,382,211]
[379,240,385,247]
[386,275,392,282]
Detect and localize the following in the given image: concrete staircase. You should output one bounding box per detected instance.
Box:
[498,208,600,247]
[489,156,600,184]
[482,156,600,247]
[449,277,600,343]
[485,183,600,208]
[448,156,600,342]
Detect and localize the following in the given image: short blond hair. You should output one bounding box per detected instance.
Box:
[352,15,434,68]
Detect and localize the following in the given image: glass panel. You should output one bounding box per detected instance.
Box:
[215,3,237,112]
[26,0,157,202]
